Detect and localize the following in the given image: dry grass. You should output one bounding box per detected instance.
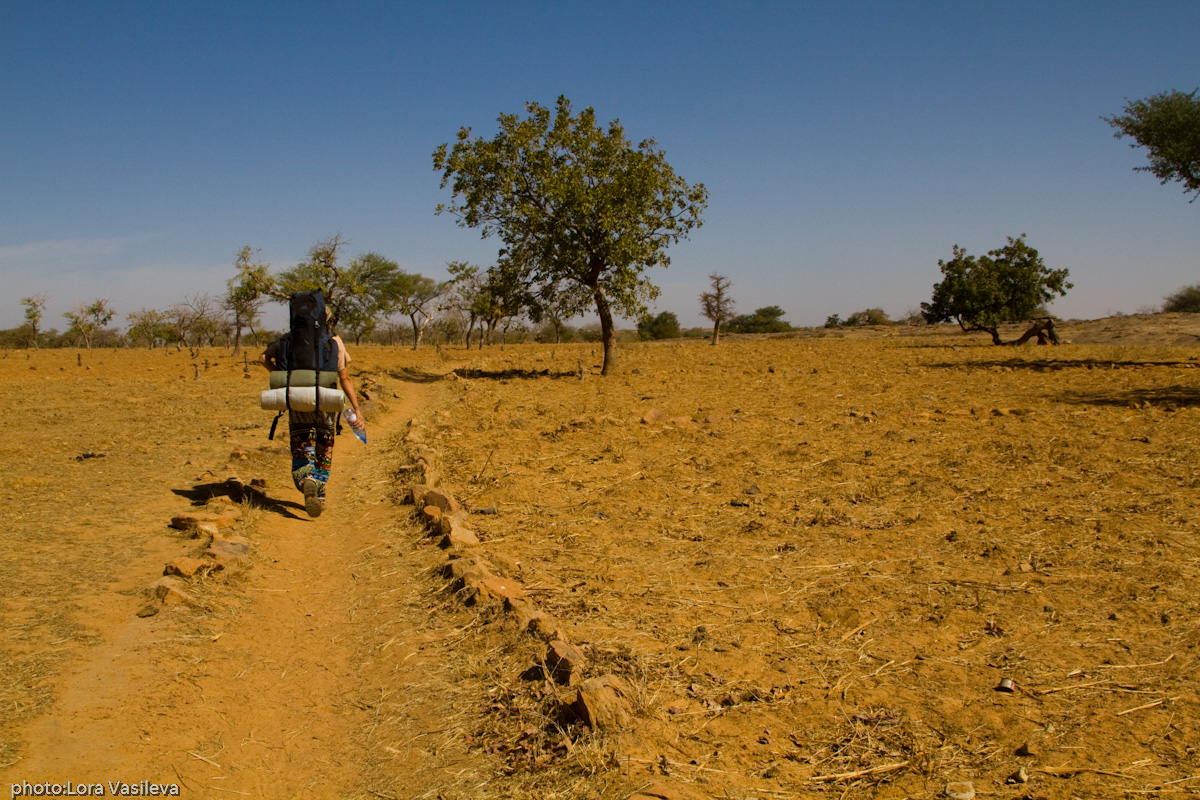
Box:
[4,325,1200,798]
[398,328,1200,798]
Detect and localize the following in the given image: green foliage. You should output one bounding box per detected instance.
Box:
[225,246,269,352]
[126,308,171,348]
[637,311,681,340]
[844,308,891,327]
[921,235,1071,345]
[1162,284,1200,313]
[726,306,792,334]
[1105,89,1200,201]
[434,95,707,374]
[20,294,47,348]
[390,271,447,349]
[824,314,842,329]
[63,299,115,348]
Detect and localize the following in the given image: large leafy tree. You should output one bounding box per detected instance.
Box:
[338,252,408,344]
[268,236,408,339]
[1105,89,1200,201]
[921,235,1071,345]
[433,96,708,375]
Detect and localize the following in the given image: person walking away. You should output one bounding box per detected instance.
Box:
[259,293,365,517]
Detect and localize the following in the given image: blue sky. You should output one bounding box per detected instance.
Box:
[2,1,1198,331]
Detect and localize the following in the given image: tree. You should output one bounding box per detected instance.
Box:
[699,274,735,345]
[339,252,407,344]
[21,294,47,349]
[637,311,681,340]
[844,308,891,327]
[1162,284,1200,313]
[726,306,792,334]
[433,95,708,375]
[445,261,486,348]
[1105,89,1200,201]
[391,272,446,350]
[167,293,224,347]
[921,235,1071,345]
[126,308,169,348]
[225,246,269,355]
[63,299,115,348]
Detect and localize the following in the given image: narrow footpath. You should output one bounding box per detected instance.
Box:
[2,381,486,799]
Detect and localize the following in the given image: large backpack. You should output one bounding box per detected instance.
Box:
[264,292,342,438]
[277,291,338,375]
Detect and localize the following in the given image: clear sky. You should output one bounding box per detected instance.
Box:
[2,1,1198,332]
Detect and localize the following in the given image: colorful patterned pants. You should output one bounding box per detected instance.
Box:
[289,410,336,497]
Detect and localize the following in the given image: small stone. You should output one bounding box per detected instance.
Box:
[545,639,587,685]
[642,408,665,424]
[474,576,526,603]
[1006,765,1029,784]
[569,675,633,731]
[1015,741,1036,757]
[944,782,975,800]
[421,487,462,515]
[150,577,197,607]
[164,556,213,578]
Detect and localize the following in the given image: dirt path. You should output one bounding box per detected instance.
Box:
[1,375,479,798]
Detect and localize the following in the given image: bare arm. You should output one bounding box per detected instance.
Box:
[338,368,363,427]
[259,342,278,371]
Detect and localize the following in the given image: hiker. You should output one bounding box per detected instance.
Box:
[259,292,365,518]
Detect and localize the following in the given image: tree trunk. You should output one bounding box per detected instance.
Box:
[710,320,721,345]
[232,321,243,356]
[1006,318,1060,346]
[593,286,616,375]
[410,314,423,350]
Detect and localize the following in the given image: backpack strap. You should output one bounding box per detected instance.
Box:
[268,410,284,440]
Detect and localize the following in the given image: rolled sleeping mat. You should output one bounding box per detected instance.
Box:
[261,386,346,412]
[269,370,340,389]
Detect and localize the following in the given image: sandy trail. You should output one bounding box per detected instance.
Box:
[2,380,461,798]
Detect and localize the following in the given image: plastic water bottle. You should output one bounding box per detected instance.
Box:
[342,409,368,444]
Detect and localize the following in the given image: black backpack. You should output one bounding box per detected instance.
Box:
[267,291,340,439]
[277,291,338,374]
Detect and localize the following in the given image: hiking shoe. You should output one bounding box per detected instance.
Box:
[301,476,324,518]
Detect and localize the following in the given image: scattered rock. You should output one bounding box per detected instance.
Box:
[545,639,586,685]
[1006,765,1030,784]
[642,408,665,424]
[417,486,462,515]
[170,510,239,532]
[206,535,252,568]
[1015,741,1036,757]
[149,577,197,608]
[944,782,975,800]
[569,675,633,731]
[473,576,527,604]
[164,556,215,578]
